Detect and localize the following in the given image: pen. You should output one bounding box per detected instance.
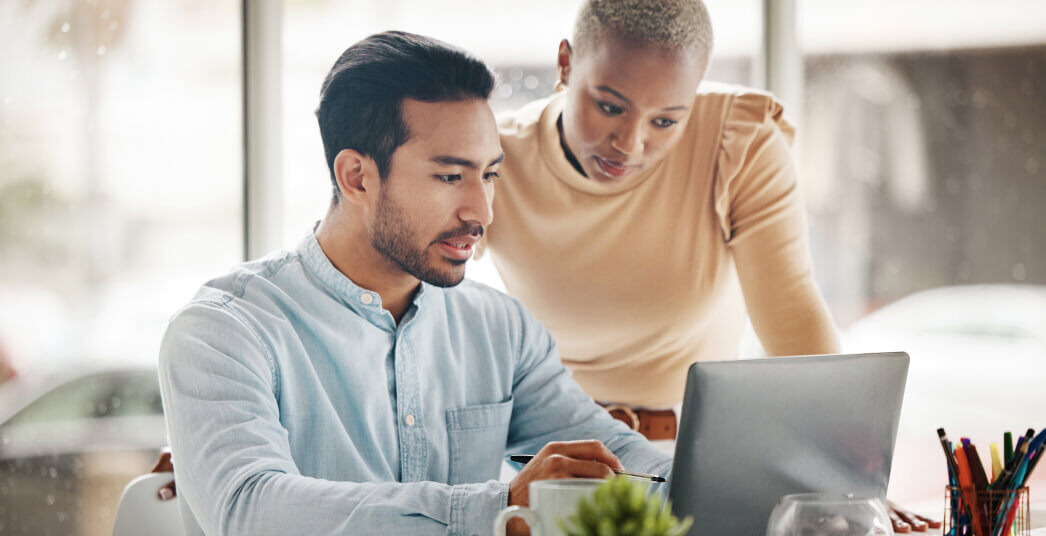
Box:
[508,455,669,483]
[963,442,990,491]
[995,429,1034,490]
[990,444,1002,483]
[990,430,1043,536]
[937,429,966,532]
[937,429,962,483]
[1010,435,1027,469]
[954,445,986,536]
[1021,429,1046,479]
[1027,443,1044,479]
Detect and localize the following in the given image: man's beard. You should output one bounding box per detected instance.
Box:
[370,190,480,288]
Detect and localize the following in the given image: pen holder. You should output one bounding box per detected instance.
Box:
[943,485,1030,536]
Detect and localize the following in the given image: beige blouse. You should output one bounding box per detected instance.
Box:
[484,82,840,408]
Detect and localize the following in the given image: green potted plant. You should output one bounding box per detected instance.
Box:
[558,476,693,536]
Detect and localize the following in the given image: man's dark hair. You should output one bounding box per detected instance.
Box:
[316,31,496,203]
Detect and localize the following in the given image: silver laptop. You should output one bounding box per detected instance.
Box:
[669,352,909,535]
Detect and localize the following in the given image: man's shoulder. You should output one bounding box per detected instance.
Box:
[177,249,303,318]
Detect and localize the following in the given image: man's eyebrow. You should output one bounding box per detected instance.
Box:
[595,85,690,112]
[430,153,505,168]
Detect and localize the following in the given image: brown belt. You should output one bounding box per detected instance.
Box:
[599,402,677,441]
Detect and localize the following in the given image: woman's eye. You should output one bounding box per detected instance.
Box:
[598,102,624,115]
[652,118,678,128]
[436,174,462,183]
[483,171,500,182]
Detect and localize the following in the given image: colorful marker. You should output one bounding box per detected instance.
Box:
[990,444,1003,483]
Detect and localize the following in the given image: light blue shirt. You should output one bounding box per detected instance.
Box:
[158,232,672,536]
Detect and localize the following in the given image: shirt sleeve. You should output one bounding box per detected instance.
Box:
[713,92,841,357]
[158,300,507,536]
[503,298,674,489]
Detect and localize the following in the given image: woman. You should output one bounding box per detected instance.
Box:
[484,0,935,530]
[487,0,837,421]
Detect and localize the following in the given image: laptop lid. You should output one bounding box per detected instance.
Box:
[668,352,909,535]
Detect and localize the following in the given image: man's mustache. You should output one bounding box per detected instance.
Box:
[433,223,484,243]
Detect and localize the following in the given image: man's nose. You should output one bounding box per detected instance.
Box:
[459,176,494,228]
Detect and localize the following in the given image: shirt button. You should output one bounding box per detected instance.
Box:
[404,414,416,427]
[360,293,374,305]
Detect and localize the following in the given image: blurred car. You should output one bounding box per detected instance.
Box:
[843,284,1046,509]
[0,363,167,536]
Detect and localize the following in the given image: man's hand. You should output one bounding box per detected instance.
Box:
[507,440,622,507]
[505,440,622,536]
[150,447,177,501]
[887,500,941,533]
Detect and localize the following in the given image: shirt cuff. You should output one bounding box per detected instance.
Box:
[448,481,509,536]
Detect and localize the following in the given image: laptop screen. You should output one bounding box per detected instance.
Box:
[669,352,909,535]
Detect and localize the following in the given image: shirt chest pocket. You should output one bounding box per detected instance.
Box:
[445,397,514,485]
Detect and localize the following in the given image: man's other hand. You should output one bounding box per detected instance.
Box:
[150,447,177,501]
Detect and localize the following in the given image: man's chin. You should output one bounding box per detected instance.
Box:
[417,260,467,288]
[423,270,466,288]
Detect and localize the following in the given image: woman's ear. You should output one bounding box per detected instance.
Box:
[556,39,573,88]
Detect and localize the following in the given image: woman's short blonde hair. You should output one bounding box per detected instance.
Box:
[573,0,714,59]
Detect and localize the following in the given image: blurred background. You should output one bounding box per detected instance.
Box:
[0,0,1043,534]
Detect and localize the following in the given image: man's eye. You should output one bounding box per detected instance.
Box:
[598,102,624,115]
[652,118,678,128]
[483,171,500,182]
[436,174,462,183]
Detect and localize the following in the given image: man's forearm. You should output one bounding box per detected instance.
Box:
[178,467,507,536]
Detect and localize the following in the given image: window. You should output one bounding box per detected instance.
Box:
[0,2,240,534]
[0,1,242,374]
[798,0,1046,507]
[5,371,162,426]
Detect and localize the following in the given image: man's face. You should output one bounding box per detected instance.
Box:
[369,97,503,287]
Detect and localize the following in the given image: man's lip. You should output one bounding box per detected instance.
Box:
[435,235,479,248]
[436,240,475,260]
[592,155,637,178]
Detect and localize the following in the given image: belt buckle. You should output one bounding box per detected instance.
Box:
[603,404,640,432]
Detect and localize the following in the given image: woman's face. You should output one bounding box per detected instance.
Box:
[558,36,706,185]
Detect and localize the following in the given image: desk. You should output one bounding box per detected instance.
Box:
[1034,502,1046,533]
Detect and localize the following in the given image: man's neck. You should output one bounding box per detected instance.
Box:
[314,213,419,324]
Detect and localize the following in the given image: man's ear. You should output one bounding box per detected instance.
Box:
[332,149,378,206]
[556,39,573,87]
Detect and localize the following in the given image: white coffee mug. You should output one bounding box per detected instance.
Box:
[493,478,604,536]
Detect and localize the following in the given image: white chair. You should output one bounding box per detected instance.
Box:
[112,472,187,536]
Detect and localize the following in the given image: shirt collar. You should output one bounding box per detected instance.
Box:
[297,229,433,328]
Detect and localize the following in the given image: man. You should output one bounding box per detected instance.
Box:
[158,31,670,535]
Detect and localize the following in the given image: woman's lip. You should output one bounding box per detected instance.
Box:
[593,155,635,178]
[437,241,474,260]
